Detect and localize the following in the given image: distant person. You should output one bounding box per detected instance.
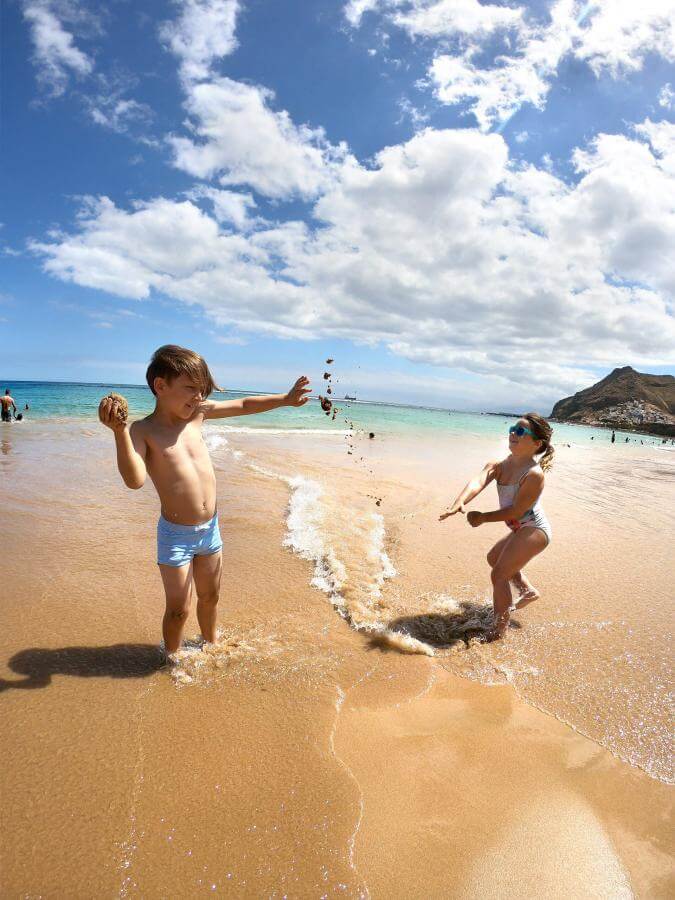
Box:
[625,437,629,443]
[98,345,311,656]
[439,413,553,642]
[611,430,616,444]
[25,403,29,410]
[1,389,17,423]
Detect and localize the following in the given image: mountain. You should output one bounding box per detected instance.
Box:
[551,367,675,436]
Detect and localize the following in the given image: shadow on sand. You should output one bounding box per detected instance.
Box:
[0,643,165,691]
[371,600,521,652]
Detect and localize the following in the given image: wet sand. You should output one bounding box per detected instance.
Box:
[1,422,673,897]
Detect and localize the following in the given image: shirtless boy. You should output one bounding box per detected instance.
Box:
[99,345,311,655]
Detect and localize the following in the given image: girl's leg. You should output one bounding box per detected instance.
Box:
[488,528,548,640]
[487,534,537,607]
[159,562,193,654]
[193,550,222,644]
[486,533,512,568]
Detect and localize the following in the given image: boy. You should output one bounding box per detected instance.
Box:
[99,345,311,655]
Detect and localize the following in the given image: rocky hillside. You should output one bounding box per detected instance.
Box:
[551,367,675,436]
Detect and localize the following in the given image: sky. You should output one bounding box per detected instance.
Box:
[2,0,674,412]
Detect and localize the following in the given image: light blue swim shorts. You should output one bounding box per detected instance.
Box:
[157,513,223,567]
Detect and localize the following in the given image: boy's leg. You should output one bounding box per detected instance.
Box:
[159,562,193,654]
[193,550,222,644]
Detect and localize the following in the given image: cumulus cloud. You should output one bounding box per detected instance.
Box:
[159,0,240,83]
[658,83,674,110]
[30,126,675,400]
[345,0,522,36]
[185,186,258,229]
[158,1,348,201]
[22,0,96,96]
[353,1,675,130]
[575,0,675,77]
[168,77,350,199]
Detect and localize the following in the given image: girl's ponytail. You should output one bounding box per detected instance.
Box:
[523,412,554,471]
[539,443,555,472]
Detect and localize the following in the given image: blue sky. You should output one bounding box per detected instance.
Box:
[2,1,674,411]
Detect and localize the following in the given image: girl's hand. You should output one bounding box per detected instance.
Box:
[466,511,484,527]
[98,397,127,434]
[439,503,465,521]
[285,376,312,407]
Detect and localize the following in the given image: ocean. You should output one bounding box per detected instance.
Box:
[3,379,666,447]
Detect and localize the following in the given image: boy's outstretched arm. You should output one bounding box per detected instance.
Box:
[439,460,499,521]
[98,397,147,490]
[201,376,312,419]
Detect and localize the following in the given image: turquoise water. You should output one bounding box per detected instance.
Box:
[1,380,665,447]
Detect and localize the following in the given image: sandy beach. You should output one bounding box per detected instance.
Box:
[1,419,673,897]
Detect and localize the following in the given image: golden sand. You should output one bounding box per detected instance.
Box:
[0,422,672,897]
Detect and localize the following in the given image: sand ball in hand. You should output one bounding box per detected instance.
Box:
[106,392,129,422]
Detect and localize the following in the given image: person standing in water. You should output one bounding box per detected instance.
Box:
[99,345,311,656]
[439,413,554,641]
[1,390,17,422]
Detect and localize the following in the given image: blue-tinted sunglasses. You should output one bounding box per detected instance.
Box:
[509,425,536,438]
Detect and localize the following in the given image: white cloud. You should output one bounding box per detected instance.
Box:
[186,186,258,229]
[575,0,675,77]
[344,0,381,27]
[345,0,523,36]
[158,1,348,201]
[357,1,675,130]
[87,97,152,133]
[22,0,95,96]
[633,118,675,176]
[168,77,349,199]
[159,0,240,82]
[658,83,674,110]
[430,0,586,130]
[30,126,675,401]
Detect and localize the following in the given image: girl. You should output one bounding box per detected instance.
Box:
[439,413,554,641]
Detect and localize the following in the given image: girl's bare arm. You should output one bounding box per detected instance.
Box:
[468,470,544,526]
[439,461,499,520]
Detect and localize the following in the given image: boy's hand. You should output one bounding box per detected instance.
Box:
[98,397,127,434]
[439,503,465,521]
[285,376,312,407]
[467,511,484,527]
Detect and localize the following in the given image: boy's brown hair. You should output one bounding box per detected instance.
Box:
[146,345,221,397]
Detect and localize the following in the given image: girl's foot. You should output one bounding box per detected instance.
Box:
[512,588,540,610]
[483,626,506,643]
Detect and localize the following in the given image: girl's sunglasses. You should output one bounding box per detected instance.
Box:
[509,425,536,438]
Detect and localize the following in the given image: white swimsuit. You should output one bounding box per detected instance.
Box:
[497,468,552,544]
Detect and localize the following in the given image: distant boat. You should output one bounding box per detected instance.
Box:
[344,394,356,401]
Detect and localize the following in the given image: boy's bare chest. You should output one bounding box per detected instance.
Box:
[146,426,211,472]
